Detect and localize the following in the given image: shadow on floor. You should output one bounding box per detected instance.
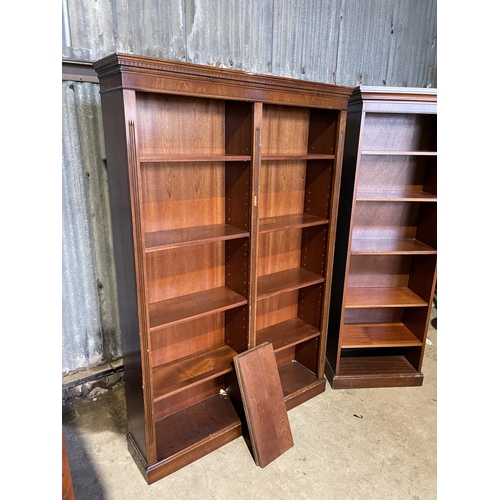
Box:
[62,384,128,500]
[63,429,105,500]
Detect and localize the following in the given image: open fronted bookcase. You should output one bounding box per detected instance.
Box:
[326,86,437,390]
[94,53,351,483]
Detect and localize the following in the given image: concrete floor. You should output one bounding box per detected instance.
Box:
[62,305,436,500]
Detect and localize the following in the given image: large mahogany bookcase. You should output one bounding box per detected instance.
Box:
[325,86,437,389]
[94,53,351,483]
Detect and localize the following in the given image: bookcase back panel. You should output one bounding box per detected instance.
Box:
[154,377,225,420]
[361,113,436,152]
[261,105,310,154]
[140,162,225,233]
[136,94,225,156]
[344,308,405,324]
[258,161,307,218]
[256,291,299,331]
[358,156,435,192]
[146,244,225,303]
[347,255,412,288]
[150,315,225,367]
[257,229,303,277]
[352,201,420,239]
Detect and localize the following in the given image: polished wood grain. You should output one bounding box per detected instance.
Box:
[341,323,422,348]
[149,286,247,329]
[259,213,328,233]
[257,268,324,300]
[150,315,224,367]
[146,243,225,304]
[153,377,226,421]
[140,161,225,234]
[261,105,310,155]
[258,160,307,219]
[136,94,225,156]
[256,318,320,352]
[152,344,237,401]
[234,343,294,467]
[351,238,436,254]
[145,225,249,251]
[356,189,436,201]
[344,287,428,308]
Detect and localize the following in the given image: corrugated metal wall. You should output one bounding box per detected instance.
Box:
[62,0,437,375]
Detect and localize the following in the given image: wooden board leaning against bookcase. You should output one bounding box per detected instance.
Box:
[93,53,351,484]
[326,86,437,390]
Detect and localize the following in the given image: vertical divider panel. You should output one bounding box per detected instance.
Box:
[317,109,348,378]
[247,103,263,350]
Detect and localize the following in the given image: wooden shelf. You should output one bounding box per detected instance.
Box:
[261,153,335,161]
[140,153,251,163]
[351,238,436,254]
[145,224,249,252]
[152,344,237,401]
[257,268,324,300]
[258,213,328,234]
[361,151,437,156]
[341,323,422,348]
[345,287,428,308]
[338,355,418,377]
[257,318,320,352]
[356,189,436,201]
[149,286,247,330]
[155,392,241,463]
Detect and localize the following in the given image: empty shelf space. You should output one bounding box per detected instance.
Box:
[361,151,437,156]
[140,153,251,163]
[149,286,247,330]
[258,213,328,233]
[145,224,249,251]
[152,344,237,401]
[345,287,428,308]
[155,392,241,462]
[356,189,436,201]
[341,323,422,348]
[278,360,321,399]
[257,268,324,300]
[338,355,418,377]
[261,153,335,161]
[351,238,436,254]
[257,318,320,352]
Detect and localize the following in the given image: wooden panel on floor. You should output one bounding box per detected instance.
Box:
[233,342,294,468]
